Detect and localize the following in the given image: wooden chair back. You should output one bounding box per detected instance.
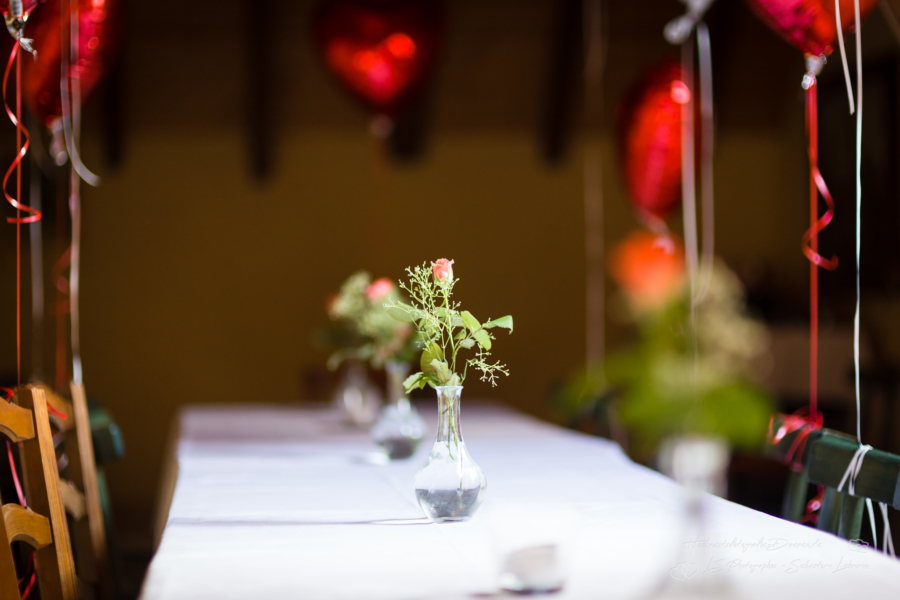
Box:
[0,385,79,599]
[33,382,112,600]
[807,431,900,541]
[765,413,825,522]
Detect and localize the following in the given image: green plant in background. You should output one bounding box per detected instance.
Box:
[385,259,513,391]
[325,271,419,369]
[557,231,773,462]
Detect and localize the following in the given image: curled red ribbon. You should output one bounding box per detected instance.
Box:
[2,42,40,224]
[801,76,837,271]
[1,388,27,507]
[802,73,838,419]
[802,485,826,525]
[21,570,36,599]
[767,407,823,470]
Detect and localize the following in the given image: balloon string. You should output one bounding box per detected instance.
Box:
[29,118,44,383]
[835,0,857,114]
[17,552,34,586]
[802,81,838,271]
[803,77,837,419]
[695,21,715,303]
[681,31,702,394]
[60,0,99,186]
[53,246,72,392]
[2,45,38,224]
[21,571,36,599]
[65,0,84,384]
[851,0,863,446]
[680,40,698,306]
[3,40,39,391]
[1,388,26,507]
[848,0,892,555]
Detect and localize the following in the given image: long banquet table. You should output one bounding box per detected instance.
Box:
[142,402,900,599]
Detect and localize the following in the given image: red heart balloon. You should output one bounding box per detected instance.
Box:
[313,0,443,117]
[22,0,120,129]
[618,62,687,224]
[744,0,878,57]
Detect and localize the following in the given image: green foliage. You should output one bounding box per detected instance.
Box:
[324,271,418,369]
[386,262,513,391]
[557,262,773,460]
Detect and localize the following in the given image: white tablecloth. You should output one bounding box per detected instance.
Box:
[141,403,900,599]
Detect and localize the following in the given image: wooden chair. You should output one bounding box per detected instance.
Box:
[33,383,113,600]
[764,413,825,522]
[0,385,79,599]
[806,431,900,542]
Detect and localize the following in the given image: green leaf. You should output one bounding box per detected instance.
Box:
[403,372,436,391]
[459,338,475,349]
[403,372,425,390]
[483,315,513,333]
[447,373,461,387]
[387,306,414,323]
[430,359,451,384]
[420,342,445,375]
[472,328,492,351]
[460,310,481,332]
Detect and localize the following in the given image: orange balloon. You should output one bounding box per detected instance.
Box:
[610,230,686,312]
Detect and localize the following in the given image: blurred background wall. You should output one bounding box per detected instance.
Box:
[0,0,898,561]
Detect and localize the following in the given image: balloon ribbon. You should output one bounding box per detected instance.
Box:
[768,407,823,470]
[53,247,72,391]
[801,74,837,419]
[3,40,41,389]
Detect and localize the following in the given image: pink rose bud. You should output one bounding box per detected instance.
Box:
[432,258,454,281]
[366,277,394,301]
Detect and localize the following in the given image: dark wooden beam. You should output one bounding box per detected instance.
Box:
[245,0,274,180]
[540,0,582,164]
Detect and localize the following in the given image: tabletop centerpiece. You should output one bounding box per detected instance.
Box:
[557,231,773,595]
[386,258,513,522]
[326,272,423,444]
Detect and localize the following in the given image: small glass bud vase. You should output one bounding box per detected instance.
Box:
[332,362,381,427]
[371,361,426,460]
[651,435,734,599]
[414,385,486,522]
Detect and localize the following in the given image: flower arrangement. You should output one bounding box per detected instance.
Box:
[326,271,417,369]
[386,259,513,391]
[556,231,772,461]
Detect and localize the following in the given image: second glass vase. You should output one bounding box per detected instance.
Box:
[371,361,426,460]
[414,385,486,523]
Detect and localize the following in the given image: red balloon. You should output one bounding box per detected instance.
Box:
[618,62,687,224]
[22,0,119,129]
[743,0,878,56]
[313,0,443,117]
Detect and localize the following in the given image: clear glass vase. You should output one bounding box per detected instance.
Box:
[651,435,735,599]
[371,361,426,460]
[332,362,381,427]
[414,385,486,522]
